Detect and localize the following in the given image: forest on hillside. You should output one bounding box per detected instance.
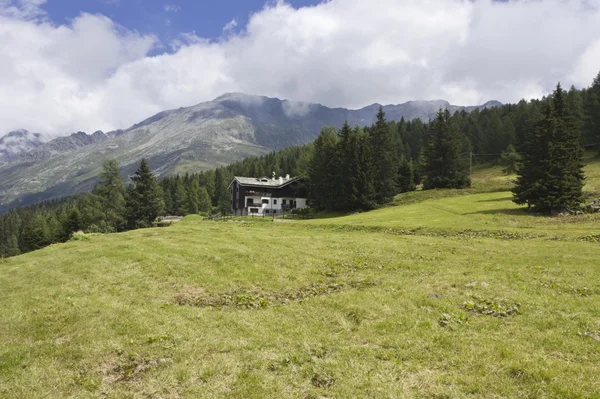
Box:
[1,72,600,258]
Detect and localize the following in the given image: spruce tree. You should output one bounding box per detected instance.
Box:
[345,126,375,210]
[125,159,164,227]
[369,107,398,203]
[335,121,353,211]
[61,207,81,241]
[186,180,201,214]
[423,109,471,189]
[21,214,49,252]
[513,84,584,213]
[197,186,212,213]
[499,144,521,175]
[397,156,416,193]
[309,126,339,211]
[583,70,600,151]
[94,159,126,231]
[173,177,188,215]
[213,168,232,214]
[567,85,584,140]
[5,235,20,257]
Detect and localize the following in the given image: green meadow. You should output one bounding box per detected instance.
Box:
[1,159,599,398]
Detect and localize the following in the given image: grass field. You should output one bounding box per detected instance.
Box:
[1,160,600,398]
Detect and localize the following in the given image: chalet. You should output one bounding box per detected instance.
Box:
[229,174,308,216]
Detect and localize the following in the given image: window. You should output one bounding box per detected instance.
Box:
[250,208,258,214]
[282,199,287,205]
[265,209,270,214]
[273,199,278,205]
[262,199,269,204]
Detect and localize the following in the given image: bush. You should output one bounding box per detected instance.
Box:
[291,207,315,216]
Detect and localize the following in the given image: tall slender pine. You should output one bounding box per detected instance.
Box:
[513,84,584,213]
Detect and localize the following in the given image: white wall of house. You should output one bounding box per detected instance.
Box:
[244,195,307,216]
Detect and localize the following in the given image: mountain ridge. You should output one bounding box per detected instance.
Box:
[0,93,501,213]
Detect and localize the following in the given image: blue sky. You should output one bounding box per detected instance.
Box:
[43,0,321,53]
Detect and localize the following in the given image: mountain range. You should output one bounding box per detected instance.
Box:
[0,93,501,213]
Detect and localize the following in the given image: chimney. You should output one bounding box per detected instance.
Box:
[279,176,283,184]
[285,174,290,180]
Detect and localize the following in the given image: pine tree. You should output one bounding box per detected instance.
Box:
[125,159,164,227]
[61,207,81,240]
[369,107,398,203]
[567,85,584,140]
[309,126,339,211]
[397,156,416,193]
[5,234,20,257]
[345,126,375,210]
[197,186,212,213]
[499,144,521,175]
[186,180,201,214]
[213,168,232,214]
[423,109,471,189]
[173,177,188,215]
[583,70,600,151]
[93,159,126,231]
[513,84,584,213]
[21,214,49,252]
[335,121,353,210]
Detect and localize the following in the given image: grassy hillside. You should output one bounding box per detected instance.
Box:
[1,160,600,398]
[310,154,600,236]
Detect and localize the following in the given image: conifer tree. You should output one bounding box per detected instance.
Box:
[309,126,339,211]
[583,71,600,152]
[213,168,232,214]
[186,180,201,214]
[369,107,398,203]
[173,177,188,215]
[21,214,49,252]
[567,85,584,140]
[61,207,81,240]
[513,84,584,213]
[499,144,521,175]
[197,186,212,213]
[423,109,471,189]
[335,121,353,210]
[94,159,126,231]
[397,156,416,193]
[125,159,164,227]
[5,235,20,257]
[344,126,375,210]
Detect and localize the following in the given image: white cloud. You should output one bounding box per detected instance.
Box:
[163,4,180,13]
[0,0,46,19]
[223,18,237,34]
[1,0,600,137]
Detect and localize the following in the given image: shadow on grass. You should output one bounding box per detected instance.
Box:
[464,207,543,217]
[476,196,513,203]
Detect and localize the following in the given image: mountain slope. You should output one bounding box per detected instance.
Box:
[0,129,47,165]
[0,94,499,212]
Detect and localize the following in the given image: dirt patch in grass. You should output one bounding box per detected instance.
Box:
[175,279,378,309]
[102,352,172,384]
[303,223,600,243]
[539,280,597,296]
[462,296,521,317]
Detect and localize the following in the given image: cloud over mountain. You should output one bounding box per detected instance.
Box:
[1,0,599,137]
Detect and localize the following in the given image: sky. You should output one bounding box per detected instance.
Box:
[1,0,600,137]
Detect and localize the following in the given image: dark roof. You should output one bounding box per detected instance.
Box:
[229,176,303,189]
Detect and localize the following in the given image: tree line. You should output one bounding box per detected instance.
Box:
[1,71,599,257]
